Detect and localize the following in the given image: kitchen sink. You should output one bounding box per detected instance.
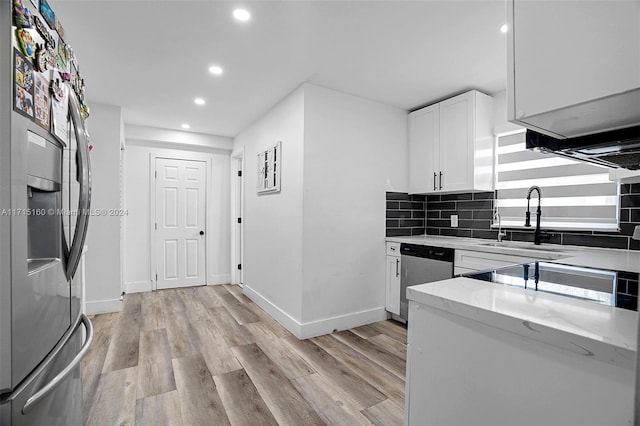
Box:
[475,241,571,260]
[479,241,567,252]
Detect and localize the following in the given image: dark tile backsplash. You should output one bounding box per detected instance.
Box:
[425,191,497,240]
[385,192,426,237]
[617,270,639,311]
[386,184,640,251]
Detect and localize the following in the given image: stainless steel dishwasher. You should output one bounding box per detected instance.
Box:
[398,243,454,321]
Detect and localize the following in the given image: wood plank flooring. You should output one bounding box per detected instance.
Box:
[82,284,407,425]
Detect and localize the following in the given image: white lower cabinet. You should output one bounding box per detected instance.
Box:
[385,243,401,315]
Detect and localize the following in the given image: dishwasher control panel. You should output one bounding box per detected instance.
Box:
[400,243,454,262]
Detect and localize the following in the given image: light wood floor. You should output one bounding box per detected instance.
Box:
[82,284,407,425]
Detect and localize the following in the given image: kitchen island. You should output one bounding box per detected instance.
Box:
[404,276,637,425]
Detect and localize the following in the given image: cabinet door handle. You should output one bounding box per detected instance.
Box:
[433,172,437,191]
[439,171,443,190]
[395,258,400,277]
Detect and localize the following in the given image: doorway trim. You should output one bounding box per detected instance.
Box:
[149,152,213,291]
[230,148,244,286]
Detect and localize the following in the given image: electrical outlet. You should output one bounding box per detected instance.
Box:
[451,214,458,228]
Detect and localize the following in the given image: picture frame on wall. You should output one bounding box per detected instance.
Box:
[257,141,281,194]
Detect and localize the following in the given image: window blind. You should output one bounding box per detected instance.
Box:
[495,131,619,231]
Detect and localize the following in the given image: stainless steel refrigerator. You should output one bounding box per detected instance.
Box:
[0,0,93,424]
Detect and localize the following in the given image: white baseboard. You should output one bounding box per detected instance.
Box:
[124,276,230,293]
[243,285,303,337]
[299,307,388,340]
[85,298,122,315]
[125,280,152,294]
[208,274,231,285]
[243,285,388,340]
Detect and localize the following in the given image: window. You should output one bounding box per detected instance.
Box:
[495,130,619,231]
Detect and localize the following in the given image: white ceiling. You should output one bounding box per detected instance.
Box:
[54,1,507,138]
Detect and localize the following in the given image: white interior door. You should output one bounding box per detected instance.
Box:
[155,158,206,290]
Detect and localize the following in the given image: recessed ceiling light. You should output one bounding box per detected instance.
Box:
[194,98,206,106]
[233,8,251,22]
[181,123,190,129]
[209,65,223,75]
[500,24,509,33]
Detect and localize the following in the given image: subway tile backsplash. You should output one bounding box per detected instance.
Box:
[425,191,497,239]
[386,184,640,250]
[386,192,426,237]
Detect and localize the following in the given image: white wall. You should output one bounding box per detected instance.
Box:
[124,126,232,293]
[123,143,151,289]
[125,125,232,150]
[232,84,408,337]
[84,103,123,314]
[301,84,408,329]
[232,87,306,330]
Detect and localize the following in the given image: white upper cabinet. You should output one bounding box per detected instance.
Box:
[507,0,640,138]
[408,90,494,194]
[409,103,439,194]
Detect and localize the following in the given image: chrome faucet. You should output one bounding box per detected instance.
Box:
[494,211,506,242]
[524,185,548,245]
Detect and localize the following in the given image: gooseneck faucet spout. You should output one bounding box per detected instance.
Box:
[494,211,506,242]
[525,185,545,245]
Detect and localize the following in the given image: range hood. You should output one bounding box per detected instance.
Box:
[526,125,640,170]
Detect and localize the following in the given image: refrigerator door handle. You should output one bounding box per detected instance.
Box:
[22,314,93,414]
[65,85,92,280]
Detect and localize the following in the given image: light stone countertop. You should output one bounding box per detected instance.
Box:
[386,234,640,273]
[407,277,637,367]
[391,235,640,363]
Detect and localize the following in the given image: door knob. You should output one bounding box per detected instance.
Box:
[199,231,205,235]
